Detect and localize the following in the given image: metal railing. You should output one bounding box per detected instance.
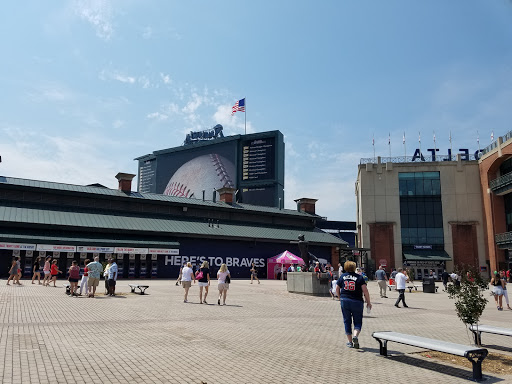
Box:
[495,231,512,244]
[489,172,512,190]
[360,154,479,165]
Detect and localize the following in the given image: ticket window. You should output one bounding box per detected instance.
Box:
[128,255,136,278]
[79,252,87,275]
[66,252,75,276]
[53,252,62,274]
[140,254,147,278]
[22,250,32,277]
[151,254,158,278]
[117,254,125,279]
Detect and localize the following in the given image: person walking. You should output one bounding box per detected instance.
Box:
[338,263,344,277]
[394,268,409,308]
[103,259,112,295]
[375,265,388,298]
[335,261,372,349]
[181,262,196,303]
[86,256,103,298]
[31,257,42,284]
[217,263,231,306]
[79,259,90,296]
[250,263,260,284]
[500,271,512,310]
[197,261,210,304]
[50,260,62,287]
[107,258,118,296]
[441,270,449,290]
[175,262,185,286]
[68,260,80,296]
[42,257,52,286]
[6,257,20,285]
[491,271,505,310]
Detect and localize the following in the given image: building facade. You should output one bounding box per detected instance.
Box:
[0,174,346,279]
[356,155,486,278]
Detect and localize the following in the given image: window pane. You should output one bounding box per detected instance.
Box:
[407,180,415,195]
[417,215,426,228]
[423,179,432,195]
[432,179,441,195]
[425,215,434,227]
[408,201,417,214]
[417,200,426,214]
[401,214,409,227]
[409,215,417,227]
[415,179,424,195]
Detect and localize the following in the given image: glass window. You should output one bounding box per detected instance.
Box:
[425,215,434,227]
[399,179,407,196]
[407,180,415,195]
[423,179,432,195]
[400,214,409,227]
[417,215,426,228]
[416,200,426,215]
[408,201,416,214]
[409,215,417,227]
[432,179,441,195]
[415,179,424,195]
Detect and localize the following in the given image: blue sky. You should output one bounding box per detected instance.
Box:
[1,1,512,221]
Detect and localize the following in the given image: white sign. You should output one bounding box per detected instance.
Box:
[37,244,76,252]
[0,242,36,251]
[148,248,179,255]
[77,246,115,253]
[114,247,149,254]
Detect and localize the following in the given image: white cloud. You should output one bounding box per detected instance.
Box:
[0,127,135,189]
[27,83,76,103]
[73,0,114,41]
[147,112,168,121]
[142,26,153,39]
[160,73,172,84]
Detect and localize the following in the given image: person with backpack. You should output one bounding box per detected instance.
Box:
[181,262,196,303]
[217,263,231,305]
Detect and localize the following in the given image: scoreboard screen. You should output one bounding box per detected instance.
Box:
[136,130,284,208]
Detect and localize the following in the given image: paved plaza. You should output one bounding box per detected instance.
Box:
[1,278,511,383]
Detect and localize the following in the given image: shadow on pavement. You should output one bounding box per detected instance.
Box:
[484,344,512,354]
[386,354,505,383]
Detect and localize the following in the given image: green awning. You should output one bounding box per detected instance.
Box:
[403,249,451,262]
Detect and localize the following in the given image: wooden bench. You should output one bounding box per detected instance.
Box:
[372,331,488,381]
[469,324,512,346]
[128,284,149,295]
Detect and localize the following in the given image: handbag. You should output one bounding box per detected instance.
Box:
[225,275,231,284]
[195,271,203,280]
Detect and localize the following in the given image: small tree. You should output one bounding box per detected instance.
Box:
[446,265,488,326]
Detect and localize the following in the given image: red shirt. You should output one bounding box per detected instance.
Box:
[69,266,80,279]
[84,267,89,276]
[50,265,59,275]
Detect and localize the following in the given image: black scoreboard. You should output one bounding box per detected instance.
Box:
[135,130,284,208]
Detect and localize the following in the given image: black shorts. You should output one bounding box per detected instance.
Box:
[68,278,79,283]
[108,279,116,287]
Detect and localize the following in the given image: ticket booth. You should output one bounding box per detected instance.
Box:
[79,252,87,275]
[151,254,158,278]
[22,250,32,277]
[128,254,136,278]
[117,253,125,279]
[139,254,148,278]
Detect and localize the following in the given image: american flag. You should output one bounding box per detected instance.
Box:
[231,98,245,115]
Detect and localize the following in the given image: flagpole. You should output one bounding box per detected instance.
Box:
[403,132,406,160]
[388,133,391,158]
[244,96,247,135]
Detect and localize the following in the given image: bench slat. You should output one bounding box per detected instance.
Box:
[372,331,485,356]
[469,325,512,337]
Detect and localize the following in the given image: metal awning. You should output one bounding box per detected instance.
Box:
[403,249,451,262]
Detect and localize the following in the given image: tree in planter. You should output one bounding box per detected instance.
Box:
[446,265,489,330]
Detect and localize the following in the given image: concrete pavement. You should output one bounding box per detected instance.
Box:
[0,279,511,383]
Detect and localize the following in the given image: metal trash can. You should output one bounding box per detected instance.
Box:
[422,277,436,293]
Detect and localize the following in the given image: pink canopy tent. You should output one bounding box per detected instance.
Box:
[267,250,305,279]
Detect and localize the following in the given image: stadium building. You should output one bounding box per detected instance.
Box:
[0,128,351,279]
[356,130,512,278]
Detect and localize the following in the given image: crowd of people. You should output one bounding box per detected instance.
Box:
[175,261,232,305]
[6,255,118,298]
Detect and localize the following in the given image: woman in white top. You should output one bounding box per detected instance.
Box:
[217,263,231,306]
[181,262,196,303]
